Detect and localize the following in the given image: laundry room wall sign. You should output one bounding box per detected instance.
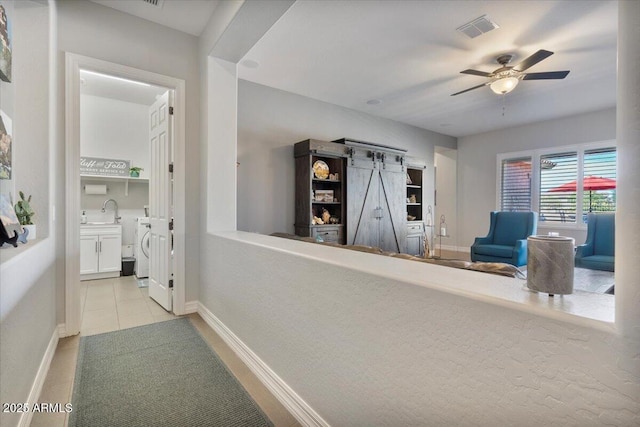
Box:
[80,157,130,177]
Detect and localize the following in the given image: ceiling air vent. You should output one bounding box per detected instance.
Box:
[142,0,165,7]
[457,15,499,39]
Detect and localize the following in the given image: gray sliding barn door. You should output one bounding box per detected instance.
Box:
[346,148,406,252]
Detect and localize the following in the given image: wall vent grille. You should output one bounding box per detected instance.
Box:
[142,0,165,7]
[457,15,499,39]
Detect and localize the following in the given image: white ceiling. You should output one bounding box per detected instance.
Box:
[238,0,618,137]
[89,0,220,36]
[89,0,618,138]
[80,70,168,106]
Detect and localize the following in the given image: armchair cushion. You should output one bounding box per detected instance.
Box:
[472,244,514,258]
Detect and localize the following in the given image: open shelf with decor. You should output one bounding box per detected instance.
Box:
[294,139,347,244]
[406,166,423,222]
[406,160,426,256]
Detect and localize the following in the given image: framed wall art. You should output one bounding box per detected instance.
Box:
[0,110,11,179]
[0,3,11,83]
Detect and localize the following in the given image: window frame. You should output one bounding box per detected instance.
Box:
[496,140,616,230]
[499,156,533,213]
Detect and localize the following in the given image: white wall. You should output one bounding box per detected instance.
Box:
[0,2,57,427]
[434,148,457,250]
[615,0,640,338]
[457,108,616,248]
[0,0,49,237]
[206,57,237,232]
[56,0,200,305]
[201,233,639,426]
[80,94,150,179]
[237,80,456,235]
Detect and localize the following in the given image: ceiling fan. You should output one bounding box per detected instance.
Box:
[451,49,570,96]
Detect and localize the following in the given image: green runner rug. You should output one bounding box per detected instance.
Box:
[69,318,273,427]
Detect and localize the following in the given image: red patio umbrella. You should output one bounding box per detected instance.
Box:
[548,175,616,211]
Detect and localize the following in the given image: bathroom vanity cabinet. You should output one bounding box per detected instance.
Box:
[80,224,122,280]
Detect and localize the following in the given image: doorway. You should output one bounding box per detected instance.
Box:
[80,69,173,304]
[65,53,187,336]
[434,147,458,255]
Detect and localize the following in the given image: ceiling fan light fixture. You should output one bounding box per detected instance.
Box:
[490,76,519,95]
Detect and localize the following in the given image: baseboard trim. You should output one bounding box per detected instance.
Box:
[18,326,59,427]
[57,323,67,337]
[184,300,198,314]
[438,244,470,253]
[438,244,458,252]
[197,302,329,427]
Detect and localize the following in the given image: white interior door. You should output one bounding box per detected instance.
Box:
[148,90,173,311]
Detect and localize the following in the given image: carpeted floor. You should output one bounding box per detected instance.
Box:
[69,318,273,427]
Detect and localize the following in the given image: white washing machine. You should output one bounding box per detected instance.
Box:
[134,217,150,278]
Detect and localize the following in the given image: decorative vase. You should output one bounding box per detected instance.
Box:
[23,224,36,240]
[130,170,140,177]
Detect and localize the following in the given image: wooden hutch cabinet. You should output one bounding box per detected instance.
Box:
[405,158,426,256]
[294,138,424,254]
[294,139,347,244]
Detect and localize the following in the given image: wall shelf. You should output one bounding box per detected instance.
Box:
[81,174,149,196]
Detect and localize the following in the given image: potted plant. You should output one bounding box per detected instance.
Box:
[13,191,36,240]
[129,166,143,177]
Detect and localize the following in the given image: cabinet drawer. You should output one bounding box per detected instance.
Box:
[81,225,122,236]
[407,222,424,235]
[314,229,339,242]
[311,225,343,243]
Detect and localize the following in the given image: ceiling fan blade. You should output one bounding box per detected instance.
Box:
[451,82,489,96]
[514,49,554,71]
[460,69,493,77]
[522,71,570,80]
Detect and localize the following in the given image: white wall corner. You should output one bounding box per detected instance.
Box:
[184,300,199,314]
[57,323,68,337]
[196,302,330,427]
[206,57,238,232]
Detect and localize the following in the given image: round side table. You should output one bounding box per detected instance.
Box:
[527,235,575,296]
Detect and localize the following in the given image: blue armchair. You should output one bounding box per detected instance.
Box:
[575,213,615,271]
[470,211,538,267]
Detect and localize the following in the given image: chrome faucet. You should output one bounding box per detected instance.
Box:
[101,199,121,223]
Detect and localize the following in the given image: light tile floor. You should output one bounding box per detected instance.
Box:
[31,276,300,427]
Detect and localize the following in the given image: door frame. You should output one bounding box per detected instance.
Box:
[64,53,187,335]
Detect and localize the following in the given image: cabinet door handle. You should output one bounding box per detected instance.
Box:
[99,241,102,252]
[95,242,98,253]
